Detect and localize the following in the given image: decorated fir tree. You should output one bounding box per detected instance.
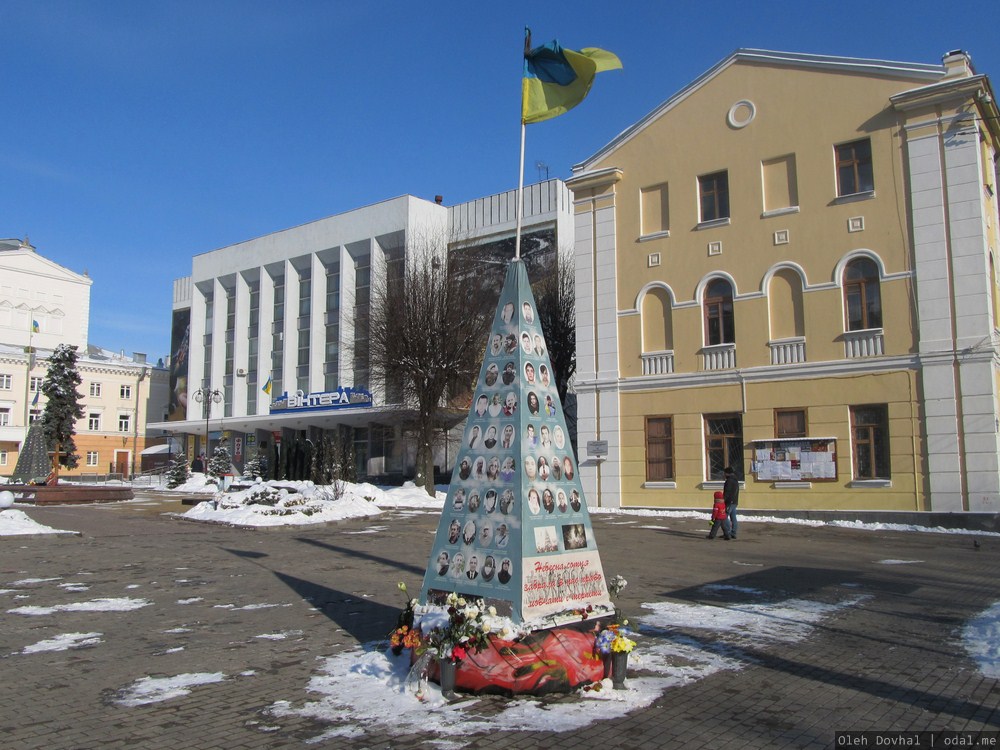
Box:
[40,344,85,482]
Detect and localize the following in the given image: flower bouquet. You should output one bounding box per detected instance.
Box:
[422,592,491,664]
[595,623,637,655]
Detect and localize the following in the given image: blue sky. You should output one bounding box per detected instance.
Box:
[2,0,997,361]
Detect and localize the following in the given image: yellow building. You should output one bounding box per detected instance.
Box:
[567,49,1000,517]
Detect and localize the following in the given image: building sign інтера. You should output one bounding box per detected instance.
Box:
[269,387,374,414]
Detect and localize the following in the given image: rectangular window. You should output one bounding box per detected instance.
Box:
[86,451,99,467]
[90,382,102,397]
[762,155,798,212]
[699,171,730,222]
[645,416,674,481]
[120,384,132,400]
[0,374,11,390]
[704,297,735,345]
[851,405,890,479]
[29,409,43,423]
[118,414,131,433]
[88,412,101,431]
[836,138,874,196]
[640,183,670,236]
[705,413,743,480]
[775,409,807,438]
[0,449,7,466]
[29,376,44,392]
[0,407,10,426]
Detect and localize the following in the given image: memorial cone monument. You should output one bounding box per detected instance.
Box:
[420,260,613,624]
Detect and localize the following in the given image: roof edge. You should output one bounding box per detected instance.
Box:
[572,48,946,174]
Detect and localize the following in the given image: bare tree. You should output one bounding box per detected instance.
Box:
[368,244,493,495]
[535,251,575,403]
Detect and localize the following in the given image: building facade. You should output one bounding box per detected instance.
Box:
[153,182,573,480]
[0,239,169,478]
[567,49,1000,515]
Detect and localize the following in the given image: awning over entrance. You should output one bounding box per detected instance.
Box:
[148,405,467,437]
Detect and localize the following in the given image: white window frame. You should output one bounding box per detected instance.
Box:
[0,449,7,466]
[90,382,102,397]
[118,413,131,433]
[88,412,101,431]
[0,374,12,390]
[29,376,44,392]
[86,451,99,467]
[0,407,10,426]
[120,384,132,400]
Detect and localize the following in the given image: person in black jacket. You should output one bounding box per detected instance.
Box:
[723,466,740,539]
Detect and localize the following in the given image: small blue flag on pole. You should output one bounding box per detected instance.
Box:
[262,376,272,395]
[31,319,40,333]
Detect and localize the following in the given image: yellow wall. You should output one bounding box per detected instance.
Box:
[618,369,925,511]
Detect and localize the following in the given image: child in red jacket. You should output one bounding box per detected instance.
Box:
[707,490,733,540]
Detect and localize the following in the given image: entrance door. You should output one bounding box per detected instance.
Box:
[115,451,129,477]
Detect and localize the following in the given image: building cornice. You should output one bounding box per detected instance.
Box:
[565,167,624,192]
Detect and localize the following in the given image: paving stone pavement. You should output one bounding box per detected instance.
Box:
[1,494,998,750]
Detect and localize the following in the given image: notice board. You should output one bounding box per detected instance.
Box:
[750,437,837,482]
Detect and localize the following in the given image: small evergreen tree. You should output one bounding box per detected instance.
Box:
[310,437,326,484]
[207,443,232,481]
[40,344,85,481]
[166,454,190,489]
[243,453,265,480]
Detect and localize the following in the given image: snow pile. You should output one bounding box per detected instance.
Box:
[115,673,228,707]
[181,479,384,527]
[169,473,223,494]
[962,602,1000,679]
[0,509,77,536]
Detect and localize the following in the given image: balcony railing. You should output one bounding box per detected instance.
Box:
[769,337,806,365]
[701,343,736,371]
[640,350,675,376]
[843,328,884,358]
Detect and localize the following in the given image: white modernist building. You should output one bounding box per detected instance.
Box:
[152,181,573,480]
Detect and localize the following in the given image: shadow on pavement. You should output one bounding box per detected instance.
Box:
[294,537,427,578]
[221,546,401,643]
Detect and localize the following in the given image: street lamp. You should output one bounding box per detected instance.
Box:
[193,387,223,458]
[130,367,148,480]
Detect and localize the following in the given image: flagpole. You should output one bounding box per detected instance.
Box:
[23,318,34,429]
[514,121,526,261]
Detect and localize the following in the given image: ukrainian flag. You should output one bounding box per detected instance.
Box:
[522,31,621,125]
[262,376,272,395]
[31,319,40,333]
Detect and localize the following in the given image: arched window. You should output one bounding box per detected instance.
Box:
[704,278,735,345]
[843,258,881,331]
